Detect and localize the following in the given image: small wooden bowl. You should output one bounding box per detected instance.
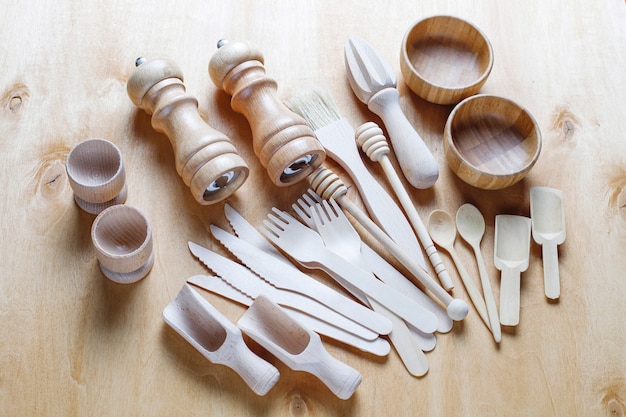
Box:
[66,138,127,214]
[400,15,494,105]
[443,94,541,190]
[91,205,154,284]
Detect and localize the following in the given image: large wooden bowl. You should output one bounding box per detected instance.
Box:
[443,95,541,190]
[400,15,494,105]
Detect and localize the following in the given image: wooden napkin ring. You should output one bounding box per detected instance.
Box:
[66,138,127,214]
[91,205,154,284]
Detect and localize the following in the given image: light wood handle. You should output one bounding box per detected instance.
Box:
[356,122,453,289]
[474,248,502,342]
[371,300,429,377]
[127,57,248,205]
[366,88,439,189]
[542,242,561,299]
[208,40,325,186]
[307,166,468,321]
[302,335,363,400]
[227,337,282,396]
[447,248,491,331]
[499,268,521,326]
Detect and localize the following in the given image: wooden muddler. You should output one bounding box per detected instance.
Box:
[208,40,326,186]
[127,57,249,205]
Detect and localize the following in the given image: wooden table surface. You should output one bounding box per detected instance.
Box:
[2,1,625,416]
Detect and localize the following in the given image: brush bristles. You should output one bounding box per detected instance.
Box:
[286,89,341,130]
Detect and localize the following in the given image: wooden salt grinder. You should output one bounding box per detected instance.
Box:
[127,57,249,205]
[208,40,326,186]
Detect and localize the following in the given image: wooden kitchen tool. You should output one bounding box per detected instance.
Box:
[208,40,326,186]
[127,57,248,205]
[91,204,153,283]
[307,166,469,321]
[494,215,532,326]
[427,209,491,331]
[309,199,430,377]
[356,121,453,289]
[286,89,427,271]
[238,295,362,400]
[65,138,127,214]
[163,284,280,396]
[443,94,541,190]
[187,275,392,357]
[400,15,494,105]
[344,36,439,189]
[530,186,566,300]
[456,203,501,343]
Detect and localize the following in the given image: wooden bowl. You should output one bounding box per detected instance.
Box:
[400,15,494,105]
[91,205,154,284]
[443,94,541,190]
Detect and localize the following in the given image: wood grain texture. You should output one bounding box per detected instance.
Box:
[1,1,625,416]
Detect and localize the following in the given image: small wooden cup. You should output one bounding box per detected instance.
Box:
[443,94,541,190]
[400,15,494,105]
[91,205,154,284]
[66,138,127,214]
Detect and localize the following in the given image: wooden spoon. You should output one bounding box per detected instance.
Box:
[494,215,532,326]
[427,210,490,330]
[455,204,501,343]
[238,295,362,400]
[530,186,566,300]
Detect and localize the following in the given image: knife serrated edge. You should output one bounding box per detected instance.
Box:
[188,274,254,306]
[224,203,285,262]
[188,242,380,341]
[208,226,393,336]
[187,274,389,356]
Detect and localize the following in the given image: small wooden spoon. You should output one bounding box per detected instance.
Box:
[455,204,501,343]
[427,210,490,330]
[494,215,532,326]
[530,186,566,300]
[238,295,362,400]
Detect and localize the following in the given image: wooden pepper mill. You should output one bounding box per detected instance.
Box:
[127,57,249,204]
[208,40,326,186]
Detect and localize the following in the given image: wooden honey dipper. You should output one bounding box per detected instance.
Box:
[307,166,468,321]
[127,57,249,205]
[208,40,326,186]
[355,122,454,290]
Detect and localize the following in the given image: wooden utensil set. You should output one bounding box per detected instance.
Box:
[63,16,566,399]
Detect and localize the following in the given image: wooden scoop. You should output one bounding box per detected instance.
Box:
[530,186,566,300]
[494,215,531,326]
[238,295,362,400]
[162,284,280,396]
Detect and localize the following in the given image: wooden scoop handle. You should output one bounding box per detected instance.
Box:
[542,242,561,299]
[209,40,325,186]
[127,57,248,205]
[499,267,521,326]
